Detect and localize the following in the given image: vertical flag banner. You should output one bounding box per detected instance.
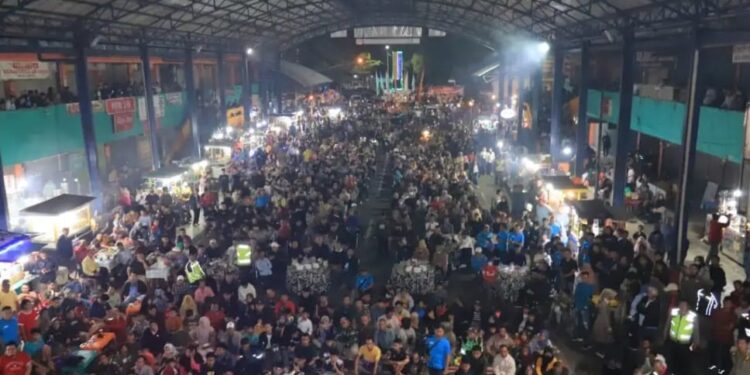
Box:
[396,51,404,82]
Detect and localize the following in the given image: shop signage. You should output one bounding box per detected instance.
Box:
[105,97,136,115]
[0,61,51,80]
[166,92,182,105]
[112,112,135,133]
[601,97,612,117]
[733,44,750,63]
[227,106,244,127]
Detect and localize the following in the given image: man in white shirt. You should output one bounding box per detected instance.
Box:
[492,345,516,375]
[297,311,313,335]
[238,281,256,302]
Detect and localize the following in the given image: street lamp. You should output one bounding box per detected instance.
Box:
[356,57,364,65]
[385,45,390,50]
[246,47,254,55]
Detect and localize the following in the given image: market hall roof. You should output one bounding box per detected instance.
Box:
[2,0,750,51]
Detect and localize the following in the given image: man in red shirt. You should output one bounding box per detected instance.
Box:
[16,300,38,342]
[482,260,499,285]
[0,342,31,375]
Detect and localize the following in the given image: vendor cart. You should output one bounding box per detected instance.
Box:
[570,199,630,237]
[540,175,590,201]
[19,194,95,243]
[0,231,35,291]
[204,140,234,177]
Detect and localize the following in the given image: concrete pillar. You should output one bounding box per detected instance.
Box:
[74,35,103,208]
[140,44,161,170]
[612,30,635,207]
[575,43,590,177]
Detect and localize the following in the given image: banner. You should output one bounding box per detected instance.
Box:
[66,100,105,114]
[0,61,51,80]
[138,95,165,121]
[105,97,136,115]
[226,106,244,127]
[112,112,135,133]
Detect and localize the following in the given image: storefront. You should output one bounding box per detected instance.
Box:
[19,194,95,244]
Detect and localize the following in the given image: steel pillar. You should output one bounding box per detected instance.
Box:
[184,48,201,158]
[73,37,103,210]
[531,67,542,132]
[675,43,704,266]
[0,148,9,231]
[496,66,504,104]
[241,53,252,122]
[550,48,564,164]
[140,44,161,170]
[516,75,524,136]
[612,30,635,207]
[575,43,590,177]
[217,49,227,123]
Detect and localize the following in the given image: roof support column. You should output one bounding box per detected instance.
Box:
[496,65,504,104]
[140,44,161,170]
[242,52,252,123]
[0,140,8,230]
[217,49,227,124]
[675,38,704,267]
[185,47,201,158]
[575,42,590,177]
[274,52,282,114]
[612,29,635,207]
[516,74,525,139]
[550,48,564,165]
[74,35,103,210]
[531,66,542,134]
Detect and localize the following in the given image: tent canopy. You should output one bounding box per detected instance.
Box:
[280,61,333,88]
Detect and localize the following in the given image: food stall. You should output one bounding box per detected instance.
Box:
[704,190,747,263]
[570,199,630,237]
[540,175,589,201]
[19,194,95,244]
[204,140,234,177]
[144,166,190,193]
[0,231,34,291]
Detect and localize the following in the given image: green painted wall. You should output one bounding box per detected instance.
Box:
[586,89,745,163]
[0,92,187,166]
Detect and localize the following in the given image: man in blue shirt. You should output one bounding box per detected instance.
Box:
[0,306,19,345]
[573,271,595,342]
[508,224,525,265]
[425,326,451,374]
[475,225,493,252]
[495,223,509,262]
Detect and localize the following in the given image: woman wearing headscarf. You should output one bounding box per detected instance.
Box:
[190,316,215,347]
[179,295,198,320]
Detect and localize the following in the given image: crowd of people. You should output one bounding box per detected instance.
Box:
[1,96,750,375]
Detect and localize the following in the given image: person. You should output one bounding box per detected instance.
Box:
[0,280,18,311]
[0,306,19,345]
[355,337,381,375]
[56,227,73,264]
[492,344,516,375]
[710,297,736,374]
[0,342,31,375]
[534,347,559,375]
[383,339,409,375]
[666,300,698,375]
[426,326,451,375]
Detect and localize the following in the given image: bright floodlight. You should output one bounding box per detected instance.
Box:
[246,47,254,55]
[385,45,390,50]
[538,41,550,54]
[353,74,359,79]
[496,140,503,149]
[734,189,743,198]
[500,107,517,119]
[562,146,573,156]
[495,103,501,108]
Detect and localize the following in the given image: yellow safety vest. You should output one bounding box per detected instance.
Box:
[185,261,205,284]
[236,244,252,266]
[669,308,696,344]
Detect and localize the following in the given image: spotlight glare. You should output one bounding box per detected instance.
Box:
[538,41,551,54]
[246,47,254,55]
[562,146,573,156]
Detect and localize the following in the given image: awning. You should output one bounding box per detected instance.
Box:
[280,60,332,88]
[571,199,629,221]
[20,194,95,216]
[144,166,188,180]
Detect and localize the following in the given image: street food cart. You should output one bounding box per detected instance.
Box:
[19,194,95,244]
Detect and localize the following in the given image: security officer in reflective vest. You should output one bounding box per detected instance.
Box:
[236,244,252,266]
[185,253,205,284]
[667,299,699,375]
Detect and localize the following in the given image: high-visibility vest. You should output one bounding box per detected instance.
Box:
[185,261,205,284]
[236,244,252,266]
[669,308,697,344]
